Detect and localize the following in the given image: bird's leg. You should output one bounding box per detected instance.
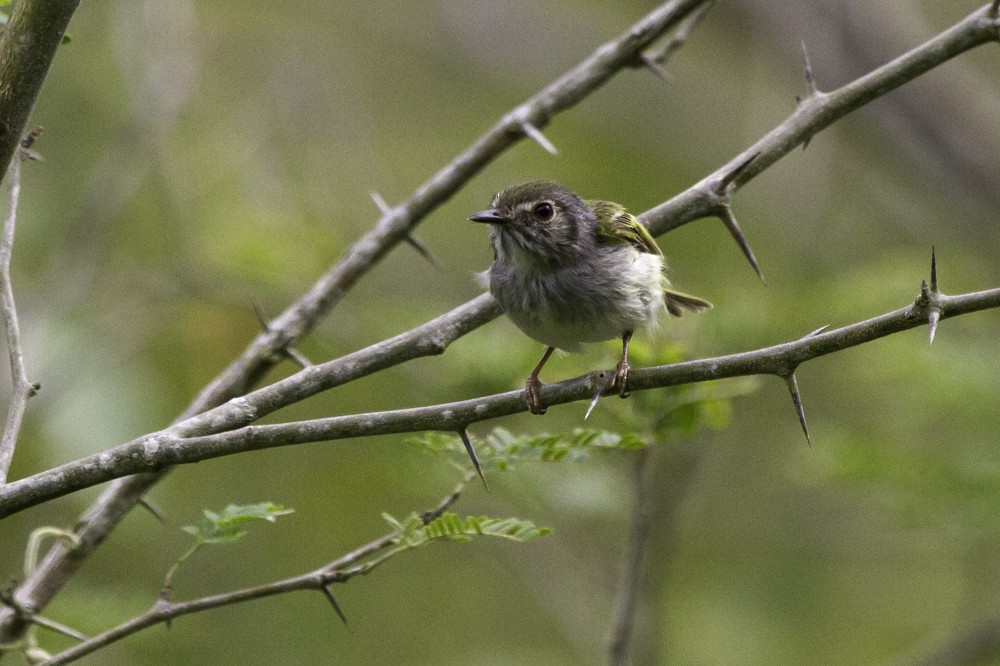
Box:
[525,346,555,415]
[613,331,633,399]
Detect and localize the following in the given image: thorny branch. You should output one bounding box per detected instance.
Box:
[0,0,714,647]
[39,475,472,665]
[2,281,999,518]
[1,0,998,656]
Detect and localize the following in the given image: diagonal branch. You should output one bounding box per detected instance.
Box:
[3,283,999,517]
[42,475,472,666]
[182,0,711,414]
[0,0,713,645]
[638,4,1000,239]
[0,0,79,186]
[2,0,998,648]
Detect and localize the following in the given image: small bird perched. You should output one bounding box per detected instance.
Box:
[470,180,711,416]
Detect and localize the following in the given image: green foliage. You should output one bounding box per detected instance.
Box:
[409,427,646,474]
[181,502,294,546]
[383,511,551,548]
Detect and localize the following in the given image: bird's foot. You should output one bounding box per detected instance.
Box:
[524,374,547,415]
[613,359,631,399]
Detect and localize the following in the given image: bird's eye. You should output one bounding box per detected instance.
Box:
[533,201,555,221]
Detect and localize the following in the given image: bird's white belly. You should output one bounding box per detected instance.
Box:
[495,250,667,352]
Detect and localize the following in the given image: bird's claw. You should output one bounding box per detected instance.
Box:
[613,360,631,399]
[524,375,547,415]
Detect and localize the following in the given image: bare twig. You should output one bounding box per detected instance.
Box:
[3,282,999,517]
[43,476,471,665]
[0,151,38,484]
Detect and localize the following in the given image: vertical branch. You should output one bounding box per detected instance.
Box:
[607,446,657,665]
[0,149,37,484]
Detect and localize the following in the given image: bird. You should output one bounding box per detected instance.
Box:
[470,180,711,416]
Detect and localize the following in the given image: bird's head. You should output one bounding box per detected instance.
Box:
[469,180,594,267]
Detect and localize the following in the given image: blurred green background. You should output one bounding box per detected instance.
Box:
[2,1,999,664]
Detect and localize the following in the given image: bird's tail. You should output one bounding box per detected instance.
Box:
[664,289,713,317]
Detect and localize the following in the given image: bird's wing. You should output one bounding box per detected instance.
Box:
[587,200,662,257]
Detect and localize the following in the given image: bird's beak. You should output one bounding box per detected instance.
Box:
[469,208,507,224]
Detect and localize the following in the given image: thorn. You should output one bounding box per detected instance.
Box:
[458,429,487,490]
[251,300,270,332]
[718,152,759,192]
[584,386,603,420]
[928,309,940,346]
[520,121,558,156]
[403,234,436,266]
[800,324,829,340]
[783,373,812,446]
[321,585,349,626]
[639,52,673,82]
[251,301,315,366]
[138,497,168,524]
[930,246,938,293]
[717,205,765,282]
[800,41,818,96]
[990,0,999,19]
[802,134,813,151]
[371,191,436,265]
[284,346,315,369]
[369,190,391,214]
[919,279,930,301]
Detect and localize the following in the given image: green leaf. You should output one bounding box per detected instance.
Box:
[182,502,293,546]
[408,427,647,474]
[383,511,551,548]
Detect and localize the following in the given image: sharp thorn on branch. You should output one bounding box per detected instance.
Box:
[321,585,349,626]
[930,245,938,293]
[717,205,765,282]
[137,497,168,524]
[458,429,487,489]
[29,613,89,642]
[283,346,314,369]
[990,0,1000,19]
[520,122,558,156]
[800,40,818,96]
[928,309,940,346]
[369,190,391,215]
[782,373,812,446]
[718,152,759,192]
[639,52,672,82]
[584,382,605,421]
[404,234,436,266]
[800,324,830,340]
[250,300,270,333]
